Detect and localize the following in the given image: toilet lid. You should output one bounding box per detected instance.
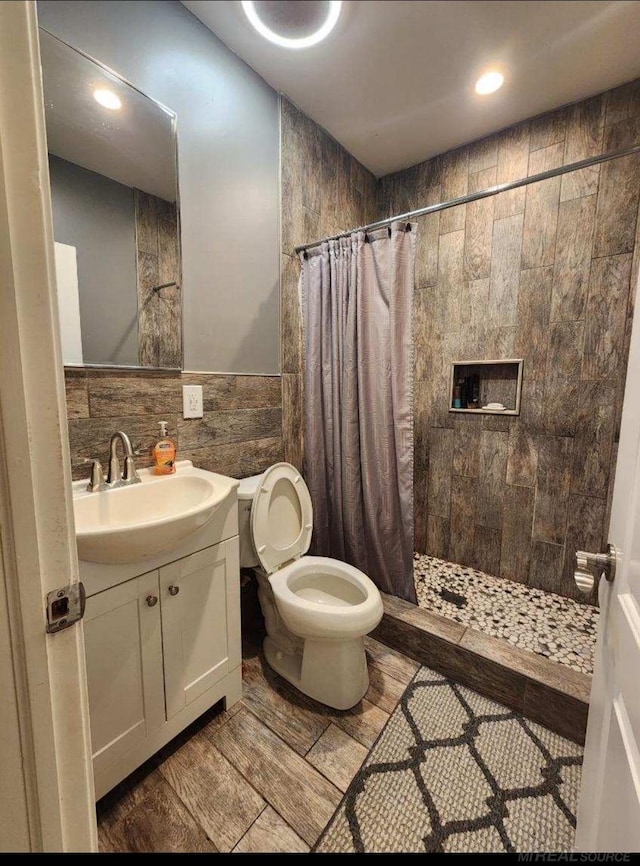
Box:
[251,463,313,575]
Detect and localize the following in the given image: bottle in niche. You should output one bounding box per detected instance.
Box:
[467,374,480,409]
[153,421,176,475]
[453,378,465,409]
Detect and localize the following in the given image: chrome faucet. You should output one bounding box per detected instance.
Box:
[106,431,141,488]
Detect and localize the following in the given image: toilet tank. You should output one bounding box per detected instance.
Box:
[236,471,265,568]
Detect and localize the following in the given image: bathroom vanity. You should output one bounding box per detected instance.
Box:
[73,462,242,800]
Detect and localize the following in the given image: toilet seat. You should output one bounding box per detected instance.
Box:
[251,463,313,575]
[270,555,384,639]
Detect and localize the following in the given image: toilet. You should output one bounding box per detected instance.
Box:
[237,463,383,710]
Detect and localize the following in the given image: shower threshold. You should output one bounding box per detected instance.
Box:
[413,553,598,676]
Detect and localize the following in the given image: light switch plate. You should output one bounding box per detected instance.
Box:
[182,385,203,419]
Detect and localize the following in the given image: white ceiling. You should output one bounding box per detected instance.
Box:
[183,0,640,177]
[40,29,177,201]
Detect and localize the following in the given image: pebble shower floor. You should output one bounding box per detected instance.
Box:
[413,554,598,675]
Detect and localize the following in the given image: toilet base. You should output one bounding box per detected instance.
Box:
[264,634,370,711]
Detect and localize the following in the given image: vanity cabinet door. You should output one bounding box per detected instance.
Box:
[83,570,166,782]
[160,539,241,720]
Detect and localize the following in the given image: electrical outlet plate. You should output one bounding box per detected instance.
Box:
[182,385,203,419]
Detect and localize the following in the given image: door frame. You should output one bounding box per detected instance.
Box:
[0,0,96,852]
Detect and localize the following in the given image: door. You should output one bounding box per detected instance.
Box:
[576,269,640,852]
[0,1,95,851]
[83,572,165,788]
[161,540,241,720]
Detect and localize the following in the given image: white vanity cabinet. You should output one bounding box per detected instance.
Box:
[79,489,242,800]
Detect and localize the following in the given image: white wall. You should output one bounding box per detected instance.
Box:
[38,0,280,374]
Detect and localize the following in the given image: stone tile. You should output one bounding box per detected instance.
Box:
[437,230,465,329]
[380,589,467,644]
[306,724,368,793]
[459,278,490,336]
[472,526,502,576]
[550,194,596,323]
[464,166,496,281]
[500,485,534,583]
[414,201,441,288]
[605,79,640,126]
[412,553,597,677]
[232,807,309,854]
[182,436,284,477]
[488,213,524,326]
[64,371,89,418]
[583,254,632,381]
[533,437,573,545]
[241,655,330,757]
[528,540,565,593]
[593,126,640,257]
[494,123,530,219]
[157,730,265,852]
[438,147,469,234]
[563,494,607,603]
[452,426,481,478]
[98,778,216,853]
[543,322,584,437]
[515,266,552,381]
[427,513,450,559]
[282,374,303,470]
[468,135,499,174]
[571,403,615,499]
[529,108,568,152]
[522,174,561,269]
[281,254,301,374]
[327,699,389,750]
[88,375,182,417]
[560,95,605,202]
[476,431,508,531]
[523,681,589,746]
[414,466,429,552]
[177,407,282,450]
[364,635,421,685]
[506,425,538,488]
[449,476,476,567]
[528,141,565,175]
[212,708,341,847]
[427,427,454,518]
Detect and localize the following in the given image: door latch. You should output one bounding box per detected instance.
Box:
[46,582,86,634]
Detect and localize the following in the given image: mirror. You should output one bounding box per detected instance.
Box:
[40,28,182,369]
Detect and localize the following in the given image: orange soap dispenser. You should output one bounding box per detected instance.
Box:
[153,421,176,475]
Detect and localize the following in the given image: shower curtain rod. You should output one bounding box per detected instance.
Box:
[294,142,640,255]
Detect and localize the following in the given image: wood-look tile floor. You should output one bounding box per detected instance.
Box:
[96,635,420,853]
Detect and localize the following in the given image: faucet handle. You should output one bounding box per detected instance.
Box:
[85,459,106,493]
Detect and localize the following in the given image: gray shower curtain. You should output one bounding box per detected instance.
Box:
[300,222,416,603]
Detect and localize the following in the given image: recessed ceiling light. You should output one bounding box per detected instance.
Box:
[241,0,342,49]
[475,71,505,96]
[93,88,121,110]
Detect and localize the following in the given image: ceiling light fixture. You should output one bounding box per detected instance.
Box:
[475,71,505,96]
[93,88,122,110]
[241,0,342,49]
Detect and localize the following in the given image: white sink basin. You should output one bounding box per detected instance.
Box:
[73,461,238,564]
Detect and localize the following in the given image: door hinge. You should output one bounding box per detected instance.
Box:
[46,582,86,634]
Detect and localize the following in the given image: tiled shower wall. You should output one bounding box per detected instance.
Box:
[380,80,640,602]
[280,97,379,470]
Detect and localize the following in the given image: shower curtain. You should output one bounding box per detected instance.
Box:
[300,222,416,603]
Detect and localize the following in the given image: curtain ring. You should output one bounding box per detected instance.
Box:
[387,225,392,238]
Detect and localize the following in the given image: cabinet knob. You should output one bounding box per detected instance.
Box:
[168,585,180,596]
[146,595,158,607]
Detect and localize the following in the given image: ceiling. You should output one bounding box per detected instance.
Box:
[183,0,640,177]
[40,29,177,201]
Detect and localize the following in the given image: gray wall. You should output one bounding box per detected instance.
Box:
[49,155,138,366]
[39,0,280,374]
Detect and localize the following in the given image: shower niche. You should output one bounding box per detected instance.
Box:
[449,359,523,415]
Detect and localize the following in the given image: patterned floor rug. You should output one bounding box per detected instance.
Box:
[315,668,583,853]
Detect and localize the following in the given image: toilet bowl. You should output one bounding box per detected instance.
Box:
[237,463,383,710]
